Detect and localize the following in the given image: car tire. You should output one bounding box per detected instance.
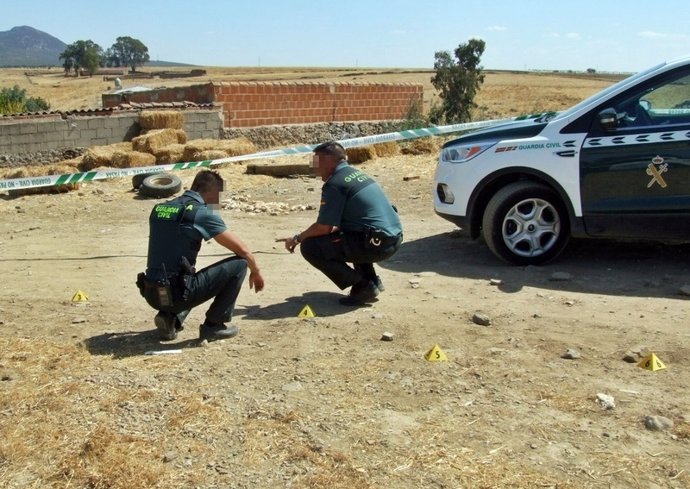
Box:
[138,173,182,199]
[132,172,156,189]
[482,181,569,265]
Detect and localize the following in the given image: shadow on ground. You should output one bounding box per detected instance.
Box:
[378,229,690,299]
[238,291,359,320]
[83,329,200,359]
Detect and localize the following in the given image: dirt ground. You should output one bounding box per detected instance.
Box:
[1,150,689,488]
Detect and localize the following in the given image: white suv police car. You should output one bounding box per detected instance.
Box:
[434,56,690,265]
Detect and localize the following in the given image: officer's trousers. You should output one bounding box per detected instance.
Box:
[160,256,247,327]
[300,231,401,290]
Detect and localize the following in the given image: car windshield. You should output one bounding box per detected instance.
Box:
[552,62,665,121]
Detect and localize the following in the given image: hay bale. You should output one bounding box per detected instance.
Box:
[80,142,132,171]
[373,141,400,157]
[6,163,81,196]
[139,110,184,130]
[195,149,230,161]
[401,137,439,155]
[182,139,221,162]
[220,137,256,157]
[154,143,186,164]
[111,150,157,168]
[132,128,187,154]
[346,146,377,164]
[182,137,256,162]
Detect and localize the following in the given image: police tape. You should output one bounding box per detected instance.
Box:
[0,115,534,191]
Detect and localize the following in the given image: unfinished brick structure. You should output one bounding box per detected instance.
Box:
[102,82,423,128]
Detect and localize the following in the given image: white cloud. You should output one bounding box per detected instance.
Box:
[488,25,507,32]
[565,32,581,40]
[639,30,666,39]
[638,30,689,41]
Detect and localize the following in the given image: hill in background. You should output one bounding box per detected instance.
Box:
[0,25,66,67]
[0,25,193,68]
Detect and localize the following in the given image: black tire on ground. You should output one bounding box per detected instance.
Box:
[138,173,182,199]
[132,172,156,189]
[482,181,569,265]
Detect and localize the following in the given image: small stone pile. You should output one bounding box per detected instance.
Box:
[221,195,314,215]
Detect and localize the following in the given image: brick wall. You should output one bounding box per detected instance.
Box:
[213,82,423,128]
[102,82,424,128]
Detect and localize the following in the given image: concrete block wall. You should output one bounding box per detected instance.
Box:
[213,82,424,128]
[102,83,215,108]
[0,109,224,157]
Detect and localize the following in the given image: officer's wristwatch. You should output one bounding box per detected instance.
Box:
[293,233,302,244]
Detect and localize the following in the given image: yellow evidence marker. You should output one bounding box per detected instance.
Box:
[71,290,89,302]
[298,304,315,319]
[638,353,667,371]
[424,344,448,362]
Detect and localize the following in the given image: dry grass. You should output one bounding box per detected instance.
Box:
[0,338,165,488]
[3,67,621,118]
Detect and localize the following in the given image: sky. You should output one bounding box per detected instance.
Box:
[4,0,690,73]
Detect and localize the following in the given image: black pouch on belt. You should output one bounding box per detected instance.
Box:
[153,279,173,308]
[138,273,173,308]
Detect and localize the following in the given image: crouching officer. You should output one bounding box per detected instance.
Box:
[137,170,264,341]
[280,141,402,306]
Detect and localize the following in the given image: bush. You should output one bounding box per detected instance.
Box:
[0,85,51,114]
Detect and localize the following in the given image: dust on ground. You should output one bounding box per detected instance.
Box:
[0,153,689,488]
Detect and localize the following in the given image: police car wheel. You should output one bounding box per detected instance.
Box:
[138,173,182,199]
[132,172,155,189]
[482,181,569,265]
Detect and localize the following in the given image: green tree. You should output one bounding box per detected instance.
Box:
[0,85,50,115]
[430,38,486,124]
[103,48,122,68]
[110,36,150,72]
[59,40,103,76]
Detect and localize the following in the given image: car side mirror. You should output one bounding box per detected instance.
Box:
[597,108,618,132]
[639,99,651,111]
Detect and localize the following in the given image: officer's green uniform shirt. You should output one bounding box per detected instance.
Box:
[146,190,227,281]
[317,161,402,237]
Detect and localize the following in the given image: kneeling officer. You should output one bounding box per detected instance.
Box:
[138,170,264,341]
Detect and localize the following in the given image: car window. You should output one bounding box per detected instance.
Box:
[614,69,690,127]
[643,73,690,116]
[554,63,664,121]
